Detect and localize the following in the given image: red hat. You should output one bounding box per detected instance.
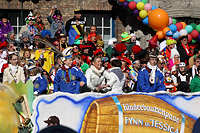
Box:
[72,60,78,66]
[94,49,103,56]
[88,32,96,42]
[132,45,142,55]
[117,56,131,65]
[75,35,81,40]
[0,41,8,49]
[148,35,158,46]
[79,44,93,51]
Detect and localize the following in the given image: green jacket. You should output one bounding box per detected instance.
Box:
[105,46,114,57]
[190,75,200,92]
[126,42,136,53]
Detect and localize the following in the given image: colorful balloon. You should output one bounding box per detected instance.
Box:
[132,8,140,17]
[142,17,149,25]
[144,3,152,12]
[172,19,177,25]
[137,16,143,21]
[197,34,200,42]
[127,0,133,2]
[185,25,193,34]
[147,10,151,16]
[169,24,177,33]
[134,0,141,3]
[192,39,197,44]
[141,0,148,4]
[136,2,144,10]
[188,34,192,43]
[122,1,129,9]
[190,23,196,30]
[128,1,137,10]
[196,25,200,33]
[175,23,183,31]
[168,17,173,26]
[151,6,157,10]
[118,0,125,2]
[148,9,169,31]
[179,29,188,36]
[163,27,171,36]
[180,22,186,29]
[156,31,164,39]
[173,31,180,39]
[191,30,199,39]
[139,10,147,18]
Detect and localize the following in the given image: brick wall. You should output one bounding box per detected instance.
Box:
[0,0,125,40]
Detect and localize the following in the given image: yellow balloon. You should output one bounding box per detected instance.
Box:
[136,2,145,10]
[180,22,186,29]
[139,10,147,19]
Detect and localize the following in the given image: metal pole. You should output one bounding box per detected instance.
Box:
[21,1,23,26]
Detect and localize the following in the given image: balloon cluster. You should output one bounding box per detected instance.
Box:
[117,0,200,43]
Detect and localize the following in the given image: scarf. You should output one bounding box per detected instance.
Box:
[61,65,71,83]
[147,62,157,84]
[181,43,190,55]
[30,73,41,82]
[9,64,17,76]
[91,65,104,77]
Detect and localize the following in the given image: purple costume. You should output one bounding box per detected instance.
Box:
[0,21,14,43]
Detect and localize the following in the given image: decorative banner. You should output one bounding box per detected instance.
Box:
[32,92,200,133]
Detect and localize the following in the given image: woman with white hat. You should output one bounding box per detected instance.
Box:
[105,38,117,57]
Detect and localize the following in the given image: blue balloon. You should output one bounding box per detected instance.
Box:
[151,6,157,10]
[134,0,141,3]
[185,25,193,34]
[142,17,149,25]
[169,24,177,33]
[173,31,180,39]
[117,0,123,5]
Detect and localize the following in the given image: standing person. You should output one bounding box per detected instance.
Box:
[85,56,116,92]
[136,51,166,93]
[89,25,102,40]
[177,35,190,65]
[129,59,140,91]
[57,34,68,51]
[18,31,35,50]
[0,13,13,43]
[65,9,86,45]
[3,53,25,84]
[159,30,173,51]
[53,48,87,93]
[189,56,200,78]
[106,38,117,58]
[33,12,45,32]
[19,12,38,38]
[48,6,66,39]
[190,66,200,92]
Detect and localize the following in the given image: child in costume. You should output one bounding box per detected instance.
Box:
[53,47,87,93]
[27,62,47,95]
[164,71,177,93]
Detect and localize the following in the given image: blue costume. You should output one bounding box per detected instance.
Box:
[53,66,87,94]
[28,76,48,94]
[136,66,166,93]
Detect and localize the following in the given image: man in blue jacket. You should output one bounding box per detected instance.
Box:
[53,47,87,93]
[136,51,166,93]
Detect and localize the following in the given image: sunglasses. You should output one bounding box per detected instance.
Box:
[38,17,41,19]
[73,47,79,49]
[113,42,117,44]
[160,63,165,65]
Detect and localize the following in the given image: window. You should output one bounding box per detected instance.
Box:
[82,11,115,49]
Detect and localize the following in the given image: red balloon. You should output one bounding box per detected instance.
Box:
[191,30,199,39]
[175,22,183,31]
[188,34,192,43]
[128,1,137,10]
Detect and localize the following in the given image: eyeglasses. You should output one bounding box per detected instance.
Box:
[73,47,79,49]
[12,58,18,60]
[38,17,41,19]
[132,40,136,42]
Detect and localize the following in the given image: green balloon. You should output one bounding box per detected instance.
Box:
[127,9,132,13]
[142,0,148,4]
[127,0,132,2]
[192,39,197,44]
[196,25,200,33]
[172,19,177,25]
[190,23,196,30]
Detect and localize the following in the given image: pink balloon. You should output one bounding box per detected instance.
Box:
[144,3,152,12]
[168,17,173,26]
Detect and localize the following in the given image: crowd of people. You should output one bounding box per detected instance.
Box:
[1,7,200,96]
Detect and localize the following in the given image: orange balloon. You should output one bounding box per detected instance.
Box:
[147,10,151,16]
[118,0,125,2]
[148,9,169,31]
[137,16,143,21]
[180,22,186,29]
[163,27,171,36]
[156,31,164,39]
